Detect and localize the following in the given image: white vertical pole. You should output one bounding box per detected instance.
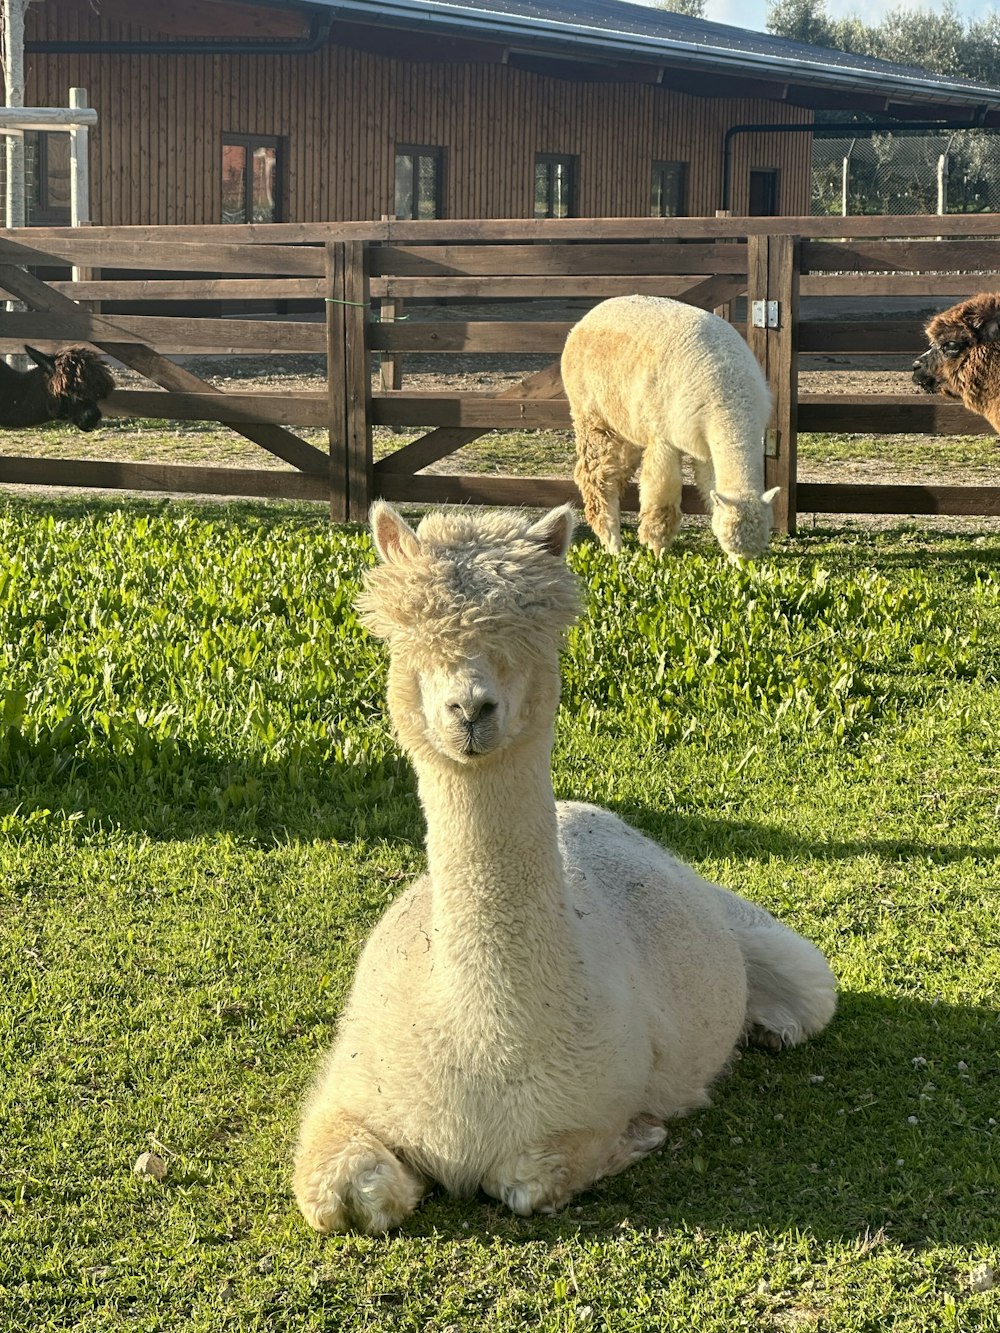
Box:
[3,0,28,361]
[841,139,855,217]
[69,87,89,227]
[3,0,26,229]
[69,87,92,293]
[937,153,949,216]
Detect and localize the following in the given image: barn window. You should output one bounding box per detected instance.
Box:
[394,146,445,220]
[19,132,71,225]
[222,136,282,224]
[534,154,576,219]
[651,160,687,217]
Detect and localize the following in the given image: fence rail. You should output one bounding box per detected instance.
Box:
[1,215,999,530]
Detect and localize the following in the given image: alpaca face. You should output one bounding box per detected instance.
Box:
[912,295,1000,408]
[709,487,780,561]
[25,345,114,432]
[361,501,578,766]
[55,390,104,432]
[395,649,537,765]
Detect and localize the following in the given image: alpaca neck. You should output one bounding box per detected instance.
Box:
[415,729,571,986]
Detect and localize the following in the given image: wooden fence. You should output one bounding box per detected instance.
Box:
[1,214,998,531]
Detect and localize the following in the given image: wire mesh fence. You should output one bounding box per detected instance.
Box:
[812,129,1000,216]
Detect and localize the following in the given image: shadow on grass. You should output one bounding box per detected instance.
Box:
[780,533,1000,571]
[398,989,999,1249]
[0,730,422,844]
[605,800,1000,868]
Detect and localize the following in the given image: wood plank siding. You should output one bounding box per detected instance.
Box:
[21,2,814,225]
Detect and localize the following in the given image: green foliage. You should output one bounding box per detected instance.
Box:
[0,503,409,840]
[2,497,999,1331]
[564,539,976,749]
[766,0,1000,85]
[652,0,706,16]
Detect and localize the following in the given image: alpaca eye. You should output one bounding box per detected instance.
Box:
[941,341,965,356]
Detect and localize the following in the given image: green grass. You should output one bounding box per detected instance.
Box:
[797,432,1000,470]
[11,415,1000,481]
[2,496,999,1332]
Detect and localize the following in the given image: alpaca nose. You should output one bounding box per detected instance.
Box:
[448,697,497,725]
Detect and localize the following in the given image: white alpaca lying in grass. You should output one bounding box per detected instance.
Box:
[562,294,779,560]
[293,502,836,1234]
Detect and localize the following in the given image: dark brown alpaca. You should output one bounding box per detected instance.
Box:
[0,345,115,432]
[912,293,1000,433]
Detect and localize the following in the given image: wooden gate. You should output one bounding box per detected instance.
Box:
[1,215,998,531]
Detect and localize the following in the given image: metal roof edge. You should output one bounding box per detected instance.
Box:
[317,0,1000,108]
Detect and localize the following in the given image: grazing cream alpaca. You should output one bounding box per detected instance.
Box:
[293,502,836,1234]
[562,295,779,560]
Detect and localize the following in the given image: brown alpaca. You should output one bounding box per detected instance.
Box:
[912,293,1000,432]
[0,345,115,431]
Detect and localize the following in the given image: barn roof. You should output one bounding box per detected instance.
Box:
[314,0,1000,125]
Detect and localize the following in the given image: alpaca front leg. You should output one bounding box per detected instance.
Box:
[572,414,632,555]
[637,447,684,554]
[597,1113,667,1179]
[293,1107,428,1234]
[483,1118,664,1217]
[483,1130,601,1217]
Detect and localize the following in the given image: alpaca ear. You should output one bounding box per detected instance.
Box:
[974,312,1000,343]
[761,486,781,506]
[370,500,420,562]
[527,504,575,559]
[709,490,733,509]
[24,345,56,372]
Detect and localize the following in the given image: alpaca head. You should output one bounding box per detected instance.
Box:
[709,487,780,561]
[358,502,580,766]
[25,344,115,432]
[912,295,1000,418]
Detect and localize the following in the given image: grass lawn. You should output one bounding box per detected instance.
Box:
[2,494,999,1332]
[8,413,1000,479]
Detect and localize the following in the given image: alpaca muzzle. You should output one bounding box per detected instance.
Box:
[69,402,104,431]
[911,350,940,394]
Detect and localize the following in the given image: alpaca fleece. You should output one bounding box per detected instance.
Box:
[293,501,836,1235]
[912,292,1000,432]
[563,295,778,560]
[0,344,115,432]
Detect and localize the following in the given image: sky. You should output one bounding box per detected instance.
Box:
[630,0,999,34]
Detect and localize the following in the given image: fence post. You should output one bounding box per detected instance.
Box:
[344,239,373,523]
[326,239,373,523]
[378,298,404,392]
[713,209,734,323]
[326,241,350,522]
[746,232,799,536]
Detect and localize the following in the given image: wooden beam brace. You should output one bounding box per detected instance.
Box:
[374,363,566,476]
[0,261,328,474]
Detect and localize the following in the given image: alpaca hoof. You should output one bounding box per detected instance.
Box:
[294,1140,426,1235]
[745,1024,789,1052]
[599,1114,667,1177]
[638,508,681,555]
[484,1153,575,1218]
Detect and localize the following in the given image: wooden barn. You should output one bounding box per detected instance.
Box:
[12,0,1000,229]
